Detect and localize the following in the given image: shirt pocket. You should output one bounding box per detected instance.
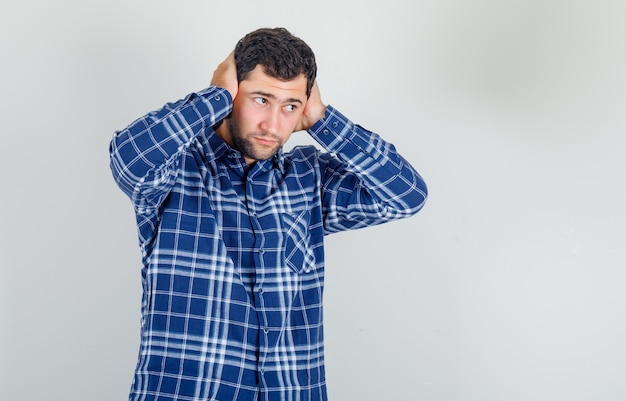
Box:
[283,209,316,274]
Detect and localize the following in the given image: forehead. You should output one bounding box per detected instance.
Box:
[239,65,307,102]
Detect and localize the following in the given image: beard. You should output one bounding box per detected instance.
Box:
[228,115,283,162]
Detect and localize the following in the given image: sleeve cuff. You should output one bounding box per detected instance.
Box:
[308,105,355,152]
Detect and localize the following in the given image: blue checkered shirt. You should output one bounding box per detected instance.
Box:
[109,86,427,401]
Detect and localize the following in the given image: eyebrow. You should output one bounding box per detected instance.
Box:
[251,91,303,105]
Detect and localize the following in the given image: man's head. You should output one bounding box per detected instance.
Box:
[218,28,318,165]
[234,27,317,98]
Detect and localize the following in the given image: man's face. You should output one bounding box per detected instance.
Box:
[227,65,308,165]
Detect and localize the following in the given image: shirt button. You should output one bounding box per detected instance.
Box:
[258,287,264,294]
[263,328,269,334]
[332,121,339,128]
[259,248,265,254]
[214,95,221,101]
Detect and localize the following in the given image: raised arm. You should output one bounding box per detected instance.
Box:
[109,87,232,209]
[109,53,239,210]
[308,103,427,233]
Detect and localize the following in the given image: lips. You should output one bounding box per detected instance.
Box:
[253,135,278,146]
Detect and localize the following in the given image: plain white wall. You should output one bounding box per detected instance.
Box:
[2,1,625,400]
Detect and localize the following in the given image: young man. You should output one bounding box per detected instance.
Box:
[110,27,427,401]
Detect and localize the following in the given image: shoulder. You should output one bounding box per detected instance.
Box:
[282,145,333,175]
[285,145,321,163]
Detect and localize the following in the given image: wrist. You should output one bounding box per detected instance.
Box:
[304,104,327,131]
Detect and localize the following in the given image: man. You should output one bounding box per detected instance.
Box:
[110,27,427,401]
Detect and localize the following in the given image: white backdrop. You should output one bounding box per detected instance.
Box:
[2,1,625,400]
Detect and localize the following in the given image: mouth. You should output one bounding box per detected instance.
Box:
[253,135,278,146]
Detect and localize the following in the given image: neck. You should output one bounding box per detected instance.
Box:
[215,118,256,167]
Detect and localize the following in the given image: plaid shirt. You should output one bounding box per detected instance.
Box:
[110,86,427,401]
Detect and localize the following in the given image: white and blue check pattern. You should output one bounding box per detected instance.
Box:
[110,86,427,401]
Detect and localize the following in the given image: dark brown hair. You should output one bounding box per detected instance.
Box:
[234,27,317,97]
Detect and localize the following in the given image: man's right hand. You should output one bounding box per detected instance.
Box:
[211,51,238,100]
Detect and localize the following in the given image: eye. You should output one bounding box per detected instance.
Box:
[254,97,267,105]
[284,104,297,112]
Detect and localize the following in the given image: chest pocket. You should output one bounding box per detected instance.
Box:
[283,209,316,274]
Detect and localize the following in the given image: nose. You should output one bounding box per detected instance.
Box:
[259,109,280,135]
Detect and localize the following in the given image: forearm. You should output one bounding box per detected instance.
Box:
[109,86,232,200]
[309,106,427,231]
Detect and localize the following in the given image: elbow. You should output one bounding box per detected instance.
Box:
[406,176,428,216]
[109,134,125,183]
[108,132,138,198]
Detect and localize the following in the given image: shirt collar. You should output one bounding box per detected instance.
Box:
[207,125,232,162]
